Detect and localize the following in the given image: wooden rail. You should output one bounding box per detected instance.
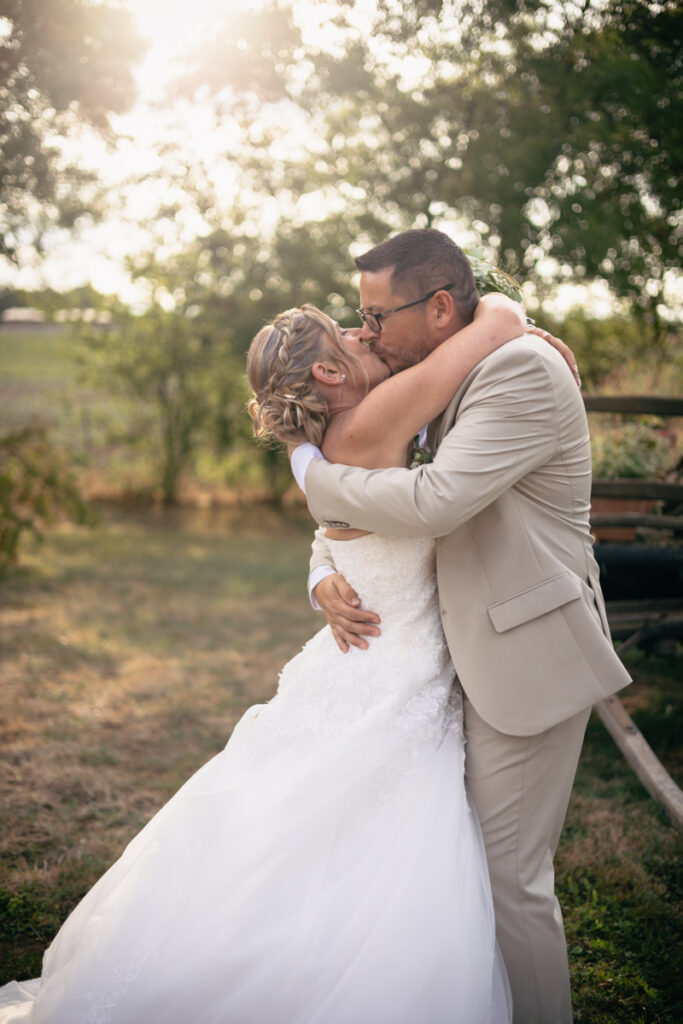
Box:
[591,479,683,501]
[589,513,682,530]
[583,395,683,416]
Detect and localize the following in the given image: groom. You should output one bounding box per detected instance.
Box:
[289,229,631,1023]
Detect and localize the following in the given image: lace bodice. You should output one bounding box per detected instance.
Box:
[220,535,460,808]
[280,534,454,714]
[326,533,442,640]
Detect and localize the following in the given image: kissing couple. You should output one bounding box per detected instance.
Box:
[0,229,630,1024]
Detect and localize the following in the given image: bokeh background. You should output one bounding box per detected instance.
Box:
[0,3,681,1020]
[1,0,681,509]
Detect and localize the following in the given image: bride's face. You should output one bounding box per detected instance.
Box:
[339,327,391,392]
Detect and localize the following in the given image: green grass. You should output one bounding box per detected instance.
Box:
[0,326,177,496]
[0,511,681,1020]
[558,697,683,1023]
[0,327,80,382]
[0,327,82,437]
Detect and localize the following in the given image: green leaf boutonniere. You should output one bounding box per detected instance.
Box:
[409,435,434,469]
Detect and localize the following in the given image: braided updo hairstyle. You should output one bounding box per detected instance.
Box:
[247,305,358,448]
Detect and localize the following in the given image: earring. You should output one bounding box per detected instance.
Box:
[341,374,346,382]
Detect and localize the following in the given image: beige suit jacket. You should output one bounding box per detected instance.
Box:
[306,335,631,736]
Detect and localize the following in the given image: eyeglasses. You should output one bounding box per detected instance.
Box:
[356,283,456,335]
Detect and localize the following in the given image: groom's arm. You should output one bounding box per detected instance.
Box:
[304,342,560,537]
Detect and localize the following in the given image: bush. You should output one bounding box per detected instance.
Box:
[529,308,680,390]
[0,425,93,568]
[591,421,675,479]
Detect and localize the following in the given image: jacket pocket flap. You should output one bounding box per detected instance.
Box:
[487,572,582,633]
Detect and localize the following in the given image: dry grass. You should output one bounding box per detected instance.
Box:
[0,507,681,1021]
[0,505,320,976]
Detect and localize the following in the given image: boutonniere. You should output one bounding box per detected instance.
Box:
[409,434,434,469]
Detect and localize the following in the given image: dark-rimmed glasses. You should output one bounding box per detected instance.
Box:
[356,283,456,335]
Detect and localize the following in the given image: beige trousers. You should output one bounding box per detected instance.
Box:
[464,696,591,1024]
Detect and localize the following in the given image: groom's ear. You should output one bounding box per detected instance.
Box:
[431,288,456,328]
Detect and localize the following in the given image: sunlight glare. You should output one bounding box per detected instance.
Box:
[127,0,267,97]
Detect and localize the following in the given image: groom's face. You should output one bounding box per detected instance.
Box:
[357,268,439,374]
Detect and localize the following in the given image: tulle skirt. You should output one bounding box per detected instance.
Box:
[0,689,510,1023]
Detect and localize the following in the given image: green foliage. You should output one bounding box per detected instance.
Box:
[93,217,380,502]
[0,885,72,944]
[469,256,524,302]
[591,421,675,479]
[180,0,680,338]
[531,308,677,389]
[0,0,144,259]
[4,0,681,508]
[0,424,93,568]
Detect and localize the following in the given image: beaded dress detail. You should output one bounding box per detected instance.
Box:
[0,535,510,1024]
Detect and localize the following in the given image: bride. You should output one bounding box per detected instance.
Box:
[0,291,576,1023]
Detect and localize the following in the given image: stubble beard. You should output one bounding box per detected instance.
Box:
[385,334,438,374]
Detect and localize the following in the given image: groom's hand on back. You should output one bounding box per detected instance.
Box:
[314,573,381,654]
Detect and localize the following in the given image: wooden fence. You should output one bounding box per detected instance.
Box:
[584,394,683,831]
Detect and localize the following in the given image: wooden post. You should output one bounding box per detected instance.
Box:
[595,696,683,833]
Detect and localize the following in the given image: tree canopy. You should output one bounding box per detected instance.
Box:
[0,0,144,259]
[173,0,680,337]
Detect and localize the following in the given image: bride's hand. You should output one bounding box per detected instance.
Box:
[314,573,381,653]
[525,325,581,387]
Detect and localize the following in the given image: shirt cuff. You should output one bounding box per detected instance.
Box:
[309,565,336,609]
[290,442,324,493]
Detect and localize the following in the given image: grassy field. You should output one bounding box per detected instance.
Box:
[0,508,681,1022]
[0,325,279,504]
[0,325,159,498]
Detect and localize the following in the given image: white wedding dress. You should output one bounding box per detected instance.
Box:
[0,534,511,1024]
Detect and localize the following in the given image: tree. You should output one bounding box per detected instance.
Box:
[89,215,370,504]
[77,300,239,506]
[444,0,683,340]
[0,0,144,259]
[178,0,680,342]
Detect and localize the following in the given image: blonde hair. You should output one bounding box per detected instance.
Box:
[247,305,360,447]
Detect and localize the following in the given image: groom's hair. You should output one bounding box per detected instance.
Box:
[355,229,478,324]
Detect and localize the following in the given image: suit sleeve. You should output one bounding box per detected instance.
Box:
[304,345,561,538]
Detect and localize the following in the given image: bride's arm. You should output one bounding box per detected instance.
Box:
[328,294,525,465]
